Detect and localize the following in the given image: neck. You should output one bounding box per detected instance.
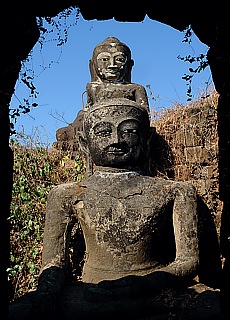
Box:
[94,165,143,174]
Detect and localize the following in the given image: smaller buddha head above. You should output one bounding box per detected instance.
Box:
[89,37,134,83]
[79,98,151,171]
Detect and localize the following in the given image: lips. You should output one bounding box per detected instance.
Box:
[107,146,127,155]
[106,70,120,76]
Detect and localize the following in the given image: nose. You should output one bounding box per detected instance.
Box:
[108,57,117,68]
[111,130,121,144]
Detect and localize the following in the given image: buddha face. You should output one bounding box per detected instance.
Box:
[96,50,128,82]
[83,103,150,168]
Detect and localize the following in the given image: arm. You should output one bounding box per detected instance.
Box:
[159,181,199,279]
[137,182,199,295]
[134,84,150,114]
[8,182,79,319]
[38,182,78,294]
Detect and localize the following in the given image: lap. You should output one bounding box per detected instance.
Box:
[57,282,221,320]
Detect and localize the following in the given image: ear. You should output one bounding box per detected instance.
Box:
[126,59,134,82]
[130,59,134,68]
[76,130,95,177]
[89,58,100,82]
[147,126,156,147]
[76,130,89,156]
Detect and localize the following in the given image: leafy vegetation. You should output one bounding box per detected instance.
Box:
[177,25,209,101]
[8,135,85,301]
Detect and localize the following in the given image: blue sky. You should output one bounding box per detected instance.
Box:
[10,11,213,146]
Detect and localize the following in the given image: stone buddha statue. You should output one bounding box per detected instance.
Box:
[85,36,150,115]
[55,37,150,163]
[9,98,206,320]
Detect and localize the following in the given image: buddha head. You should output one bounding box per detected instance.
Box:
[89,37,134,83]
[79,98,152,172]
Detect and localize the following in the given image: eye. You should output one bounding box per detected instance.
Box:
[97,56,109,62]
[93,122,113,137]
[95,129,112,137]
[115,57,126,63]
[122,129,138,134]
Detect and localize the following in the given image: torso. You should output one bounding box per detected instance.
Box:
[74,170,176,283]
[86,82,149,113]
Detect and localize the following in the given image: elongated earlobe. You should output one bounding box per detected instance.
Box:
[148,126,156,146]
[76,131,94,177]
[76,131,88,155]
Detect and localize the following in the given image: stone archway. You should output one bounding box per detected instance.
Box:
[1,3,230,318]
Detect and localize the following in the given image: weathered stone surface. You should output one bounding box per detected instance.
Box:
[54,37,150,164]
[8,38,222,320]
[10,99,222,320]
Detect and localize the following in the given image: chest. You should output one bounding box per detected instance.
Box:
[93,84,136,102]
[76,177,172,248]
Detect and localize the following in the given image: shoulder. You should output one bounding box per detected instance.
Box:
[126,82,146,89]
[86,81,101,89]
[130,83,147,91]
[171,180,197,198]
[145,177,197,195]
[48,182,85,201]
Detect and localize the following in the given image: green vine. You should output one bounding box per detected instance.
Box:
[178,25,209,101]
[10,6,80,133]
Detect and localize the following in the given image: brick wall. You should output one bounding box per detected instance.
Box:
[152,90,222,235]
